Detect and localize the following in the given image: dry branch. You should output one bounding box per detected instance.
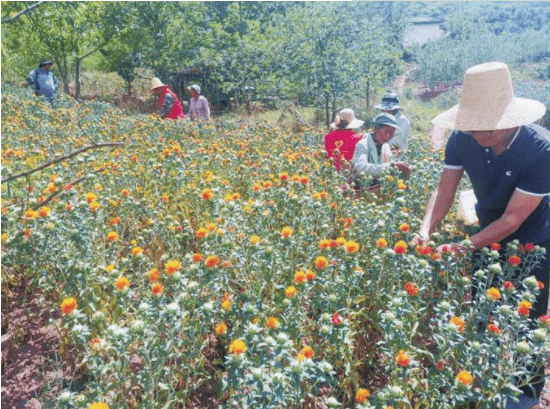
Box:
[1,142,123,183]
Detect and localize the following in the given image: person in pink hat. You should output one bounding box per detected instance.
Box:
[413,62,549,409]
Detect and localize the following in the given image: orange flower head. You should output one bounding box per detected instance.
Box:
[376,238,388,249]
[121,189,130,197]
[281,226,293,238]
[215,322,228,336]
[300,176,309,184]
[314,256,329,270]
[85,192,97,203]
[404,282,419,296]
[487,323,501,334]
[89,201,100,212]
[294,271,307,284]
[192,253,203,263]
[336,237,346,246]
[201,188,213,201]
[518,300,532,316]
[131,246,144,257]
[345,240,360,254]
[61,297,77,314]
[38,206,50,217]
[508,255,521,267]
[306,270,316,281]
[319,239,331,250]
[504,281,515,291]
[456,370,474,386]
[486,287,501,301]
[106,231,119,242]
[205,255,220,269]
[110,217,122,226]
[394,240,408,255]
[285,285,297,298]
[399,223,410,232]
[301,345,314,359]
[115,277,130,291]
[250,235,260,245]
[164,260,181,274]
[356,388,370,403]
[279,172,289,181]
[449,316,466,333]
[221,299,232,311]
[491,243,501,251]
[151,283,164,295]
[396,350,410,367]
[266,317,279,330]
[196,227,208,238]
[207,223,217,232]
[148,268,161,282]
[228,339,247,355]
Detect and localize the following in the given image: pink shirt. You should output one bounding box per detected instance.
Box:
[324,129,363,171]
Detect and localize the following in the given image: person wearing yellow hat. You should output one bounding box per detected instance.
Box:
[150,77,185,120]
[413,62,549,409]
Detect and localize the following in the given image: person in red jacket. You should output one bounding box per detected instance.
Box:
[324,108,364,171]
[150,77,185,120]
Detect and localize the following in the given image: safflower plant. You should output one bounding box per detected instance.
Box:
[1,88,548,408]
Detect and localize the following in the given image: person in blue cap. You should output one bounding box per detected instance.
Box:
[375,92,410,152]
[26,58,59,104]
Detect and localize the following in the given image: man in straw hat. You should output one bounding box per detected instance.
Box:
[150,77,185,120]
[324,108,364,171]
[413,62,549,409]
[375,92,411,152]
[351,112,412,191]
[26,58,59,104]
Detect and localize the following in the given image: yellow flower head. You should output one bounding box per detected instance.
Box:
[115,277,130,291]
[294,271,307,284]
[281,226,293,238]
[314,256,329,270]
[215,322,228,336]
[88,403,110,409]
[228,339,247,355]
[345,240,360,254]
[164,260,181,274]
[285,285,297,298]
[61,297,77,314]
[486,287,501,301]
[456,370,474,386]
[356,388,370,403]
[266,317,279,330]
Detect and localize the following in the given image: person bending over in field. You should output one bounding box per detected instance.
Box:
[412,62,549,409]
[351,112,412,192]
[150,77,185,120]
[324,108,364,172]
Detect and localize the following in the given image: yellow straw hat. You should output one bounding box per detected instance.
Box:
[150,77,165,90]
[432,62,546,131]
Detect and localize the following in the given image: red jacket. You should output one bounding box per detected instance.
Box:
[158,87,185,120]
[324,129,363,171]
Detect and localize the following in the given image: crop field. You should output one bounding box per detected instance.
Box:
[1,89,549,409]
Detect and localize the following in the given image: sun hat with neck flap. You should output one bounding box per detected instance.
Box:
[432,62,546,131]
[330,108,364,129]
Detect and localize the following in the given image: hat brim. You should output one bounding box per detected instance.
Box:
[432,97,546,130]
[375,103,400,110]
[329,118,364,129]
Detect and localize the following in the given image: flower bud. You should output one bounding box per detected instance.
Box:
[488,263,502,274]
[517,341,530,354]
[533,328,547,342]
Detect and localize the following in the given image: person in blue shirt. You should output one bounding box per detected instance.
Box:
[413,62,549,409]
[26,58,59,104]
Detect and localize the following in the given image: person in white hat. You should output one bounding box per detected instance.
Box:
[351,112,412,191]
[324,109,364,172]
[413,62,549,409]
[150,77,185,120]
[187,84,210,121]
[375,92,410,152]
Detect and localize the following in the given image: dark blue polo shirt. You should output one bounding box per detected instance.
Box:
[444,125,550,245]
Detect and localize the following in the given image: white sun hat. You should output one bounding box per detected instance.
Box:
[432,62,546,131]
[330,108,364,129]
[150,77,165,90]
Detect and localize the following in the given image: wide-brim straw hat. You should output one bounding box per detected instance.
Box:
[432,62,546,130]
[150,77,165,90]
[330,108,364,129]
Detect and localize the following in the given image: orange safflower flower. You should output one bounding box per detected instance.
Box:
[88,403,110,409]
[300,176,309,184]
[110,217,122,226]
[294,271,307,284]
[396,350,410,367]
[148,268,160,282]
[504,281,515,291]
[151,283,164,295]
[266,317,279,330]
[449,316,466,333]
[336,237,347,246]
[196,227,208,238]
[456,370,474,386]
[221,298,231,311]
[491,243,501,251]
[192,253,203,263]
[538,281,545,290]
[394,240,408,255]
[331,312,343,325]
[121,189,130,197]
[486,287,501,301]
[89,201,100,212]
[281,226,293,238]
[399,223,410,232]
[106,231,119,242]
[228,339,247,355]
[301,345,314,359]
[376,238,388,249]
[518,300,532,316]
[115,277,130,291]
[61,297,77,314]
[131,247,144,257]
[345,240,360,254]
[215,322,228,336]
[356,388,370,403]
[285,285,297,298]
[38,206,50,217]
[205,255,220,269]
[201,188,213,201]
[314,256,329,270]
[431,252,442,261]
[306,270,316,281]
[165,260,181,274]
[487,323,501,335]
[85,192,97,203]
[404,282,419,296]
[279,172,289,181]
[162,195,169,202]
[319,239,331,250]
[207,223,216,232]
[508,255,521,267]
[250,235,260,245]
